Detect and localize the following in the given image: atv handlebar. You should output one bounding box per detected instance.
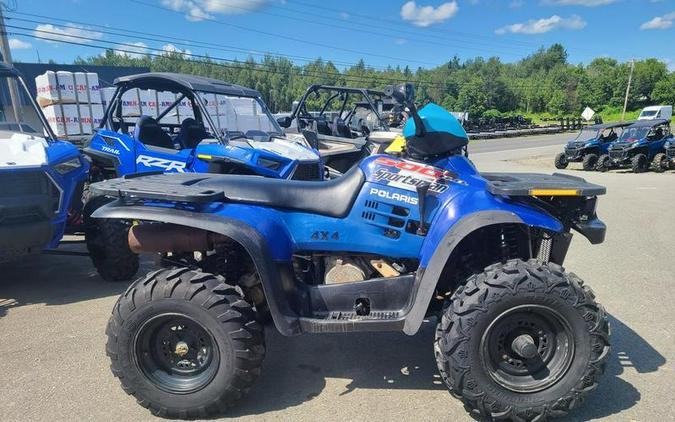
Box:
[384,83,425,137]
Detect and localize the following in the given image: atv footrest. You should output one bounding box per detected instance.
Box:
[482,172,606,196]
[327,311,401,321]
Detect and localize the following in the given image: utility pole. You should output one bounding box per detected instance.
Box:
[0,2,22,123]
[621,59,635,122]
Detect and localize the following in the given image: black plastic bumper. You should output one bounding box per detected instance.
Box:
[0,220,53,262]
[574,217,606,244]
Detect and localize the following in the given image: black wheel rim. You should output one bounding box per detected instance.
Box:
[481,305,574,393]
[134,313,219,394]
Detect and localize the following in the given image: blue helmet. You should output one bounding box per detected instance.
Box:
[403,103,468,159]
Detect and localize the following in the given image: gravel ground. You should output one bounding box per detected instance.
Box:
[0,134,673,422]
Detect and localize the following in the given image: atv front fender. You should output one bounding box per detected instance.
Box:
[403,196,564,335]
[91,202,300,335]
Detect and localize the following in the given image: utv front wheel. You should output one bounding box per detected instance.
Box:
[83,196,139,282]
[106,268,265,418]
[582,153,598,171]
[596,154,611,172]
[434,259,609,422]
[554,153,568,169]
[631,153,648,173]
[652,153,667,173]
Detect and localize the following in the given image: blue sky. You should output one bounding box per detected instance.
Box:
[6,0,675,71]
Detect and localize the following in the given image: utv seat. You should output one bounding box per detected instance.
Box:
[332,117,352,138]
[175,118,208,149]
[197,164,365,217]
[134,116,174,149]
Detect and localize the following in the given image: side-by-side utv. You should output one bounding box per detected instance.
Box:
[554,121,632,170]
[598,119,673,173]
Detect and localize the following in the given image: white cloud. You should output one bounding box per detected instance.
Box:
[162,43,192,56]
[495,14,586,34]
[112,42,148,59]
[400,1,459,27]
[543,0,617,6]
[33,23,103,44]
[9,38,31,49]
[640,12,675,30]
[162,0,267,21]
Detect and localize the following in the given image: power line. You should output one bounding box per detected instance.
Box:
[129,0,445,68]
[166,0,542,58]
[14,28,553,92]
[6,12,396,71]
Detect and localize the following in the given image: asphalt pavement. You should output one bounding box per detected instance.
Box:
[0,133,673,422]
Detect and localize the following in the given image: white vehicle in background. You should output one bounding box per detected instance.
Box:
[638,105,672,121]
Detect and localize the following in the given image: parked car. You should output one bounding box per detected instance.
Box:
[597,119,673,172]
[82,72,323,281]
[0,63,88,263]
[91,84,609,422]
[554,121,632,170]
[637,105,672,121]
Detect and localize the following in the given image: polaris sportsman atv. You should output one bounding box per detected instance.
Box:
[653,137,674,172]
[597,119,672,173]
[82,73,323,281]
[0,63,88,263]
[554,121,631,170]
[92,84,610,421]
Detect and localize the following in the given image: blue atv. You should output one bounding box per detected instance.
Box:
[597,119,673,173]
[82,72,323,281]
[92,84,610,421]
[554,121,632,171]
[0,64,88,263]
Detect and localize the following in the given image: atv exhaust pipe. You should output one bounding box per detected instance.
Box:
[128,224,214,254]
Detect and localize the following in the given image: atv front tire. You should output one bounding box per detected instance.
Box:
[596,154,611,172]
[83,196,139,282]
[631,153,648,173]
[106,268,265,418]
[582,153,598,171]
[434,259,609,422]
[554,153,568,169]
[652,153,668,173]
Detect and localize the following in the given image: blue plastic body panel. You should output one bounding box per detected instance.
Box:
[134,154,563,264]
[0,139,89,250]
[86,129,322,179]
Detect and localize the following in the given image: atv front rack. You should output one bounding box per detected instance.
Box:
[482,172,606,197]
[90,173,226,203]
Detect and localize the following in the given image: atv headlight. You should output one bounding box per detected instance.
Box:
[257,157,282,170]
[54,157,83,174]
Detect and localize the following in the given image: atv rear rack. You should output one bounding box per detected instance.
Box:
[89,173,226,203]
[482,172,606,197]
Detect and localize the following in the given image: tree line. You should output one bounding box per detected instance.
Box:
[75,44,674,118]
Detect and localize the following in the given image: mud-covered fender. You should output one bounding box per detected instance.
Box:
[91,202,300,335]
[403,191,563,335]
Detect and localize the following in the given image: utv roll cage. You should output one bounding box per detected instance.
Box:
[101,72,281,142]
[0,62,57,141]
[281,85,391,135]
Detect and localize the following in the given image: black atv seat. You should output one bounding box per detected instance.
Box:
[92,165,365,218]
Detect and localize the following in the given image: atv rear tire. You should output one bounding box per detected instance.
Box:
[631,153,648,173]
[106,268,265,418]
[434,259,609,422]
[554,153,568,169]
[582,153,598,171]
[596,154,611,172]
[84,196,139,282]
[652,153,667,173]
